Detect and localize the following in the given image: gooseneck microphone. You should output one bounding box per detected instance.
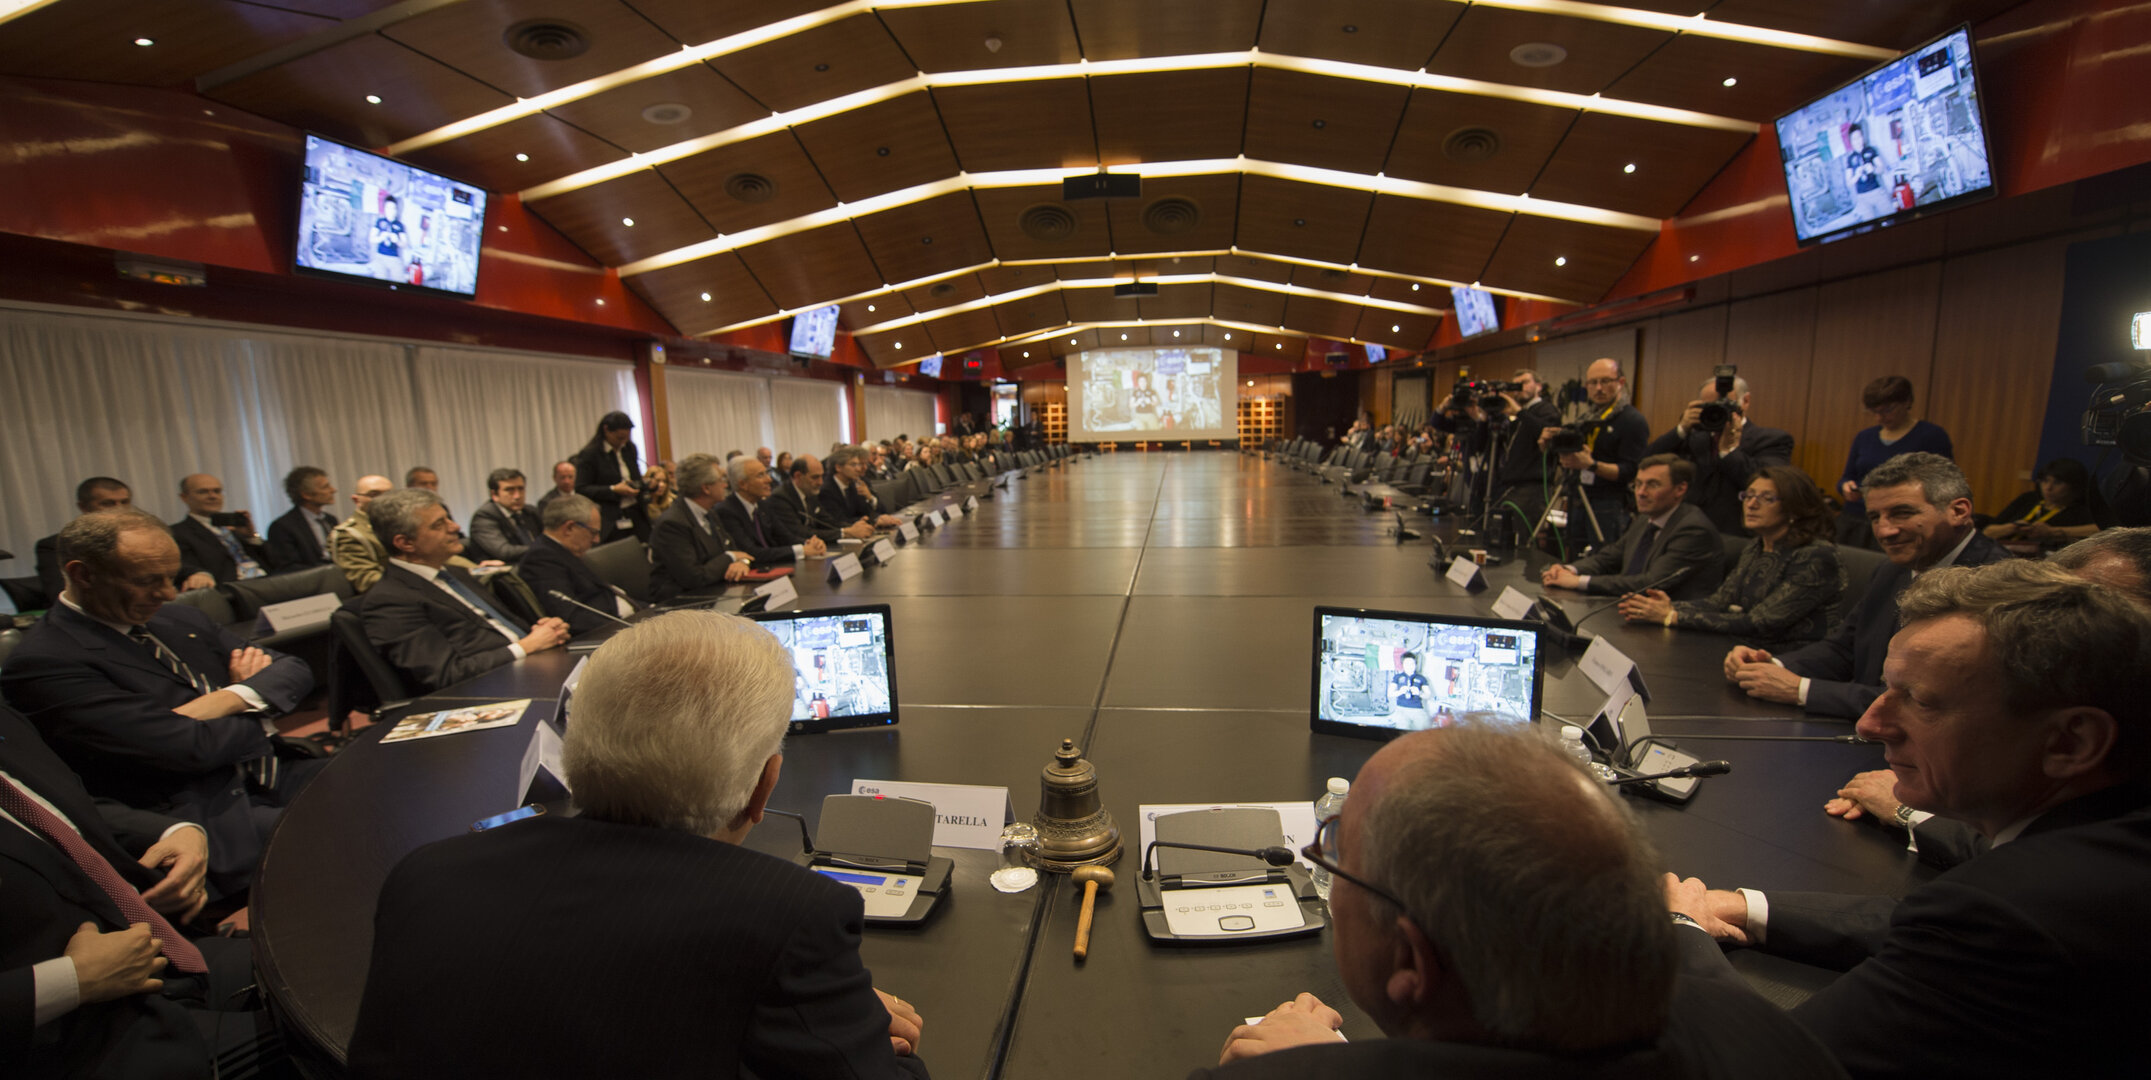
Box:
[547,589,632,627]
[1610,760,1732,785]
[1141,840,1296,882]
[1573,565,1695,636]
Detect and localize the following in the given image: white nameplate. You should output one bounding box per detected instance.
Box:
[870,538,897,564]
[1579,636,1639,698]
[898,521,920,544]
[964,495,979,512]
[517,715,569,803]
[254,591,341,634]
[947,503,964,520]
[1492,586,1535,621]
[850,779,1012,851]
[927,510,946,527]
[827,553,864,583]
[1445,556,1485,589]
[1138,801,1321,876]
[754,575,798,610]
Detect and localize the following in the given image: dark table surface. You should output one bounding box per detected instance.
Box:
[252,452,1921,1080]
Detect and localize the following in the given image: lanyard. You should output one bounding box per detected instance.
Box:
[1584,404,1617,455]
[2016,501,2064,526]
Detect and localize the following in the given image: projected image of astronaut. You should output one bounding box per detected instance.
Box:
[370,193,410,283]
[1129,371,1161,428]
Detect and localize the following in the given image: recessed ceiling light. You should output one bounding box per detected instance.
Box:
[595,298,606,306]
[1411,283,1420,291]
[133,37,153,47]
[1120,333,1128,340]
[1554,256,1568,266]
[1342,25,1358,33]
[1311,119,1326,130]
[894,342,903,349]
[1292,218,1306,227]
[1623,163,1636,174]
[496,225,507,232]
[365,95,382,104]
[1689,255,1701,262]
[866,304,876,312]
[1172,330,1180,337]
[1723,77,1739,87]
[1275,343,1284,350]
[815,63,830,72]
[1022,351,1030,358]
[516,153,529,162]
[700,291,712,301]
[622,217,635,227]
[1070,338,1078,345]
[1247,379,1255,386]
[1391,324,1401,333]
[1224,333,1232,340]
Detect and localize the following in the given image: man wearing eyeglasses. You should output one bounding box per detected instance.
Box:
[518,495,645,636]
[1540,455,1725,602]
[1538,357,1652,547]
[1196,723,1840,1078]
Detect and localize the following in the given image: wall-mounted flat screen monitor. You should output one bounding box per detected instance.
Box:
[1776,25,1995,246]
[295,134,487,298]
[919,354,944,377]
[1065,347,1239,442]
[1451,287,1500,338]
[1363,344,1388,363]
[749,605,898,735]
[788,304,840,359]
[1311,606,1544,741]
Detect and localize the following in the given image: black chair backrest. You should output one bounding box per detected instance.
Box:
[583,538,653,604]
[222,565,353,620]
[0,627,22,668]
[1721,532,1752,566]
[172,585,238,626]
[484,571,544,626]
[1,575,49,613]
[1834,545,1890,625]
[329,605,412,719]
[931,464,956,485]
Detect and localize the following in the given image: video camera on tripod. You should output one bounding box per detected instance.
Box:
[1448,378,1523,415]
[2083,357,2151,467]
[1545,418,1610,456]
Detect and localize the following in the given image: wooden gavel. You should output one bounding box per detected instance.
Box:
[1072,866,1114,960]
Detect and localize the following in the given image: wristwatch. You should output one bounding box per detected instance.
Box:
[1893,803,1918,826]
[1669,912,1705,932]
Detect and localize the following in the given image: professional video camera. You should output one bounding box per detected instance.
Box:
[1449,378,1522,414]
[1545,418,1609,456]
[2083,357,2151,466]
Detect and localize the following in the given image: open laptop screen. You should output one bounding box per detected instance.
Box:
[749,604,899,734]
[1311,606,1543,740]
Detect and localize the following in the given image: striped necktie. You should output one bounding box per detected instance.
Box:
[129,628,216,696]
[0,778,207,973]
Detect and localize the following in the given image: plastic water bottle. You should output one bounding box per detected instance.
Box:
[1560,726,1596,770]
[1311,777,1350,901]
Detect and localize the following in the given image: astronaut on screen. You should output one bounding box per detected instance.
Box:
[1081,348,1223,434]
[1318,618,1530,733]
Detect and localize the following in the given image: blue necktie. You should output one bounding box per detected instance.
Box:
[216,526,266,579]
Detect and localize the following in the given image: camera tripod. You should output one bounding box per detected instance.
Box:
[1529,464,1609,554]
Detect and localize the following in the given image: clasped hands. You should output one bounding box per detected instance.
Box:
[1721,645,1802,704]
[1218,992,1347,1064]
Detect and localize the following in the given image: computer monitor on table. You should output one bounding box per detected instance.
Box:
[1311,606,1544,741]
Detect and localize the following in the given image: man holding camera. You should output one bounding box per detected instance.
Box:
[1490,370,1563,537]
[1647,373,1794,535]
[1538,357,1652,549]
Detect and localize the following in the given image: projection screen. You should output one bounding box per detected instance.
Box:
[1065,347,1239,442]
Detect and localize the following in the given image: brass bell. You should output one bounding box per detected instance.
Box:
[1032,738,1121,871]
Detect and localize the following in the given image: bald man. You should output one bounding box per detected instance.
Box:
[331,474,397,594]
[170,473,269,590]
[1537,358,1652,546]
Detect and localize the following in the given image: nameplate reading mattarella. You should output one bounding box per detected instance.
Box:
[850,779,1012,850]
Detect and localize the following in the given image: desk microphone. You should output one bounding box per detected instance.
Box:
[546,589,632,627]
[1610,760,1731,784]
[1141,840,1296,882]
[1573,565,1693,636]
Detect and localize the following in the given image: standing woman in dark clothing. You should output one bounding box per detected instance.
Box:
[1836,375,1953,548]
[573,411,644,542]
[1619,465,1843,649]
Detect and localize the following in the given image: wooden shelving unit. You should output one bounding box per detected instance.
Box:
[1040,401,1067,444]
[1237,398,1281,445]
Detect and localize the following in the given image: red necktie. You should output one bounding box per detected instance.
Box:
[0,777,207,973]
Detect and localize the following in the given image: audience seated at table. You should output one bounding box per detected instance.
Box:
[647,454,761,602]
[356,488,568,692]
[1722,453,2009,719]
[768,456,874,545]
[1197,722,1841,1079]
[1540,455,1725,602]
[1617,465,1844,648]
[720,456,827,563]
[264,465,338,570]
[1,510,322,899]
[519,493,642,635]
[465,468,543,563]
[823,445,902,530]
[345,611,929,1079]
[1669,560,2151,1079]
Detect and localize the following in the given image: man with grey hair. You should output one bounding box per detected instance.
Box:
[517,493,639,635]
[346,611,930,1078]
[648,453,767,603]
[1646,374,1795,535]
[357,488,568,692]
[718,455,827,563]
[1671,560,2151,1078]
[1725,452,2008,718]
[823,446,903,529]
[1198,722,1839,1078]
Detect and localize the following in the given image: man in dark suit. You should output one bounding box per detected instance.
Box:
[346,610,929,1079]
[1488,370,1563,536]
[356,489,568,693]
[466,468,543,563]
[534,460,576,516]
[1541,455,1725,602]
[33,477,133,605]
[170,474,270,590]
[768,456,875,546]
[717,456,827,564]
[263,466,337,570]
[519,494,641,635]
[1198,724,1839,1080]
[1669,560,2151,1079]
[2,705,296,1078]
[1645,375,1795,535]
[0,511,318,898]
[648,454,759,603]
[1724,453,2010,719]
[822,446,903,530]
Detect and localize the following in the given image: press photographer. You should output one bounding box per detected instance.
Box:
[1536,357,1651,549]
[1645,368,1794,535]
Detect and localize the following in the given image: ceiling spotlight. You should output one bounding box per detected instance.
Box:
[1342,24,1358,33]
[866,304,876,312]
[1071,338,1079,344]
[496,225,507,232]
[1172,330,1180,337]
[1247,379,1255,386]
[1689,255,1701,263]
[1390,324,1401,333]
[700,292,712,301]
[365,94,382,104]
[1555,256,1568,266]
[1312,119,1326,130]
[1120,333,1128,340]
[133,37,153,46]
[1722,77,1738,87]
[1623,163,1636,174]
[595,298,606,306]
[1292,218,1306,227]
[1275,343,1284,350]
[515,153,529,162]
[894,342,903,349]
[1022,351,1030,358]
[983,35,1003,53]
[1224,333,1232,340]
[1509,42,1568,68]
[622,217,635,227]
[1410,283,1420,291]
[815,63,830,72]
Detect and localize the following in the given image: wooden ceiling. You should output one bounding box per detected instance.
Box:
[0,0,2020,366]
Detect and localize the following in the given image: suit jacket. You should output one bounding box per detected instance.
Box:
[345,815,930,1080]
[517,535,625,635]
[0,602,310,897]
[1645,423,1796,536]
[32,534,64,610]
[264,506,335,570]
[766,481,843,544]
[357,563,527,693]
[1496,398,1563,488]
[465,501,543,563]
[571,439,644,542]
[331,512,389,594]
[1191,970,1843,1080]
[1569,502,1725,601]
[1774,531,2011,718]
[0,707,218,1079]
[169,516,267,587]
[715,495,799,564]
[647,500,758,603]
[1701,782,2151,1080]
[821,475,873,524]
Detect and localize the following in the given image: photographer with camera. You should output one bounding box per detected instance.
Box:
[1646,370,1793,536]
[1537,357,1651,547]
[1487,370,1562,538]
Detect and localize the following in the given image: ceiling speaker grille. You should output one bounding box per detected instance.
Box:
[1443,127,1503,162]
[640,102,692,125]
[504,20,590,61]
[1142,196,1200,235]
[1019,203,1078,242]
[724,172,777,203]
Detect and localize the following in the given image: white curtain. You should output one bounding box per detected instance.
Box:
[0,305,636,577]
[769,378,847,460]
[862,386,938,444]
[665,368,773,460]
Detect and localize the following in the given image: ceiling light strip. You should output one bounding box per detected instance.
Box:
[849,273,1448,336]
[1472,0,1897,59]
[1251,53,1756,134]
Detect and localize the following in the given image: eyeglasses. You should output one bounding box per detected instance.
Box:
[1737,491,1780,505]
[1584,377,1622,388]
[565,520,599,535]
[1301,816,1409,912]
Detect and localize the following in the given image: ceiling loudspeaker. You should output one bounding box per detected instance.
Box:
[1113,282,1159,299]
[504,20,590,61]
[640,102,693,125]
[1064,173,1141,200]
[725,172,777,203]
[1142,196,1200,235]
[1019,203,1078,242]
[1443,127,1503,162]
[929,281,958,297]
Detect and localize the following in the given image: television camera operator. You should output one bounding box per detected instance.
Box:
[1646,369,1794,535]
[2085,354,2151,526]
[1476,370,1561,539]
[1537,357,1652,549]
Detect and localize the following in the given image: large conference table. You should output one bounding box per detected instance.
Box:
[252,452,1929,1079]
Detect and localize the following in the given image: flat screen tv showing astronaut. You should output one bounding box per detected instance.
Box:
[1776,25,1994,246]
[751,604,899,734]
[1310,607,1543,741]
[1066,347,1238,441]
[294,134,488,298]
